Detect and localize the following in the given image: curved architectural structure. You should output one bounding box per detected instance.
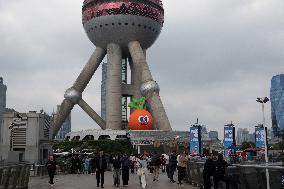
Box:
[270,74,284,135]
[53,0,172,138]
[82,0,164,50]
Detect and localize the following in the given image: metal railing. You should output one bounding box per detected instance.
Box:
[186,161,284,189]
[0,163,31,189]
[29,164,48,177]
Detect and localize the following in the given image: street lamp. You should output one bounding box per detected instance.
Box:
[256,97,270,189]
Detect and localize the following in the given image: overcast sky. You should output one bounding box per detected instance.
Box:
[1,0,284,138]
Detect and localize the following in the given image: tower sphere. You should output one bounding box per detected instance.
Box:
[82,0,164,51]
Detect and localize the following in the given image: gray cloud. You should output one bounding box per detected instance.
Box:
[1,0,284,137]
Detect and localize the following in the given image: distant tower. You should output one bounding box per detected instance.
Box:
[53,0,172,137]
[101,60,129,130]
[0,77,7,127]
[101,63,107,121]
[55,105,71,140]
[270,74,284,136]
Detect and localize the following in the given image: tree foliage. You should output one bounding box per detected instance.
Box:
[53,140,134,155]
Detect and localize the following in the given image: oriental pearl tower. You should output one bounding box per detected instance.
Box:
[53,0,172,137]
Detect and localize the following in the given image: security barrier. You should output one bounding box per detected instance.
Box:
[0,163,30,189]
[186,161,284,189]
[29,164,48,177]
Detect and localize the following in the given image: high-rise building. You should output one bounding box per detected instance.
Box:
[55,105,71,141]
[0,77,7,114]
[101,63,107,121]
[0,111,53,164]
[208,131,218,141]
[101,61,128,130]
[270,74,284,136]
[0,77,7,137]
[236,128,255,145]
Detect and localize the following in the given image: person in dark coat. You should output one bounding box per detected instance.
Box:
[112,154,121,187]
[94,151,108,188]
[121,154,131,186]
[45,155,57,186]
[203,154,215,189]
[168,151,178,183]
[214,154,229,189]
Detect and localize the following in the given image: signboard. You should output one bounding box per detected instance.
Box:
[255,127,265,148]
[224,126,235,157]
[189,126,201,155]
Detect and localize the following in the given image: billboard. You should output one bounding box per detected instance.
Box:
[255,127,265,148]
[189,126,202,155]
[224,126,235,157]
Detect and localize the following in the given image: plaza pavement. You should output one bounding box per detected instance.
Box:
[29,171,198,189]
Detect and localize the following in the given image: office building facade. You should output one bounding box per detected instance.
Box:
[0,111,53,164]
[55,105,71,141]
[270,74,284,135]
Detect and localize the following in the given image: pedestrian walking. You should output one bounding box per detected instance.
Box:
[94,151,108,188]
[121,154,131,186]
[70,155,76,174]
[177,151,189,186]
[169,151,178,183]
[137,154,148,189]
[151,151,161,181]
[130,154,136,174]
[164,153,170,179]
[203,153,215,189]
[84,156,91,174]
[161,155,166,173]
[112,154,121,187]
[45,155,57,186]
[214,154,229,189]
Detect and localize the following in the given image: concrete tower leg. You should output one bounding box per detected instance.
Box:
[106,43,122,130]
[129,57,141,100]
[53,47,106,138]
[128,41,172,131]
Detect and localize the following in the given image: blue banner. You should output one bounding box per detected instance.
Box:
[224,127,235,157]
[255,127,265,148]
[189,126,201,155]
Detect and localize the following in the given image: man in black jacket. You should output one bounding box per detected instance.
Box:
[168,151,178,183]
[112,154,121,187]
[45,155,57,186]
[214,154,229,189]
[94,151,108,188]
[203,153,215,189]
[121,154,131,187]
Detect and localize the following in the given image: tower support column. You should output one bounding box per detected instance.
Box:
[106,43,122,130]
[128,41,172,131]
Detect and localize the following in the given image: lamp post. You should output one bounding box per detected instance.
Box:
[256,97,270,189]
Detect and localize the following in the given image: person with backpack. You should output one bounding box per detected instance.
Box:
[214,154,229,189]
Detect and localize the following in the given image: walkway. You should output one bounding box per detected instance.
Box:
[29,171,198,189]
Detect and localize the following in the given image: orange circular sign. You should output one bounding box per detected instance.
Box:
[128,109,153,130]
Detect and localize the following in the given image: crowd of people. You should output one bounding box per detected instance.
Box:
[46,150,230,189]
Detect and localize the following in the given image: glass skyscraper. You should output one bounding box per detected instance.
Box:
[270,74,284,136]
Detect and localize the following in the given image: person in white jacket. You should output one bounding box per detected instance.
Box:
[137,154,148,189]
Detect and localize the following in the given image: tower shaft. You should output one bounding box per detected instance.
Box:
[105,43,122,130]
